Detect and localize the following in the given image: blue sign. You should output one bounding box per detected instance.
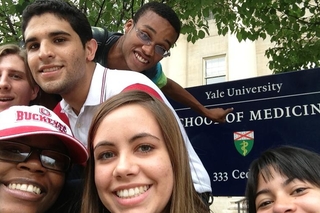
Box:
[168,68,320,196]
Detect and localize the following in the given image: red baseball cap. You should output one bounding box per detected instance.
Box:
[0,105,88,164]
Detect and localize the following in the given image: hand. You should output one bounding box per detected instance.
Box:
[204,107,234,123]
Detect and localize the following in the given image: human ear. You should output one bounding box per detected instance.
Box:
[86,39,98,61]
[30,85,40,101]
[124,19,134,34]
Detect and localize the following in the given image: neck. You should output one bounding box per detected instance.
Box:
[62,62,96,115]
[107,36,130,70]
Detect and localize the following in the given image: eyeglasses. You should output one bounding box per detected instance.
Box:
[0,141,71,172]
[134,26,171,58]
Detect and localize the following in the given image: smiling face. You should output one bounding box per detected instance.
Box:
[0,54,38,112]
[23,13,95,96]
[255,167,320,213]
[93,103,173,213]
[120,10,178,71]
[0,134,66,213]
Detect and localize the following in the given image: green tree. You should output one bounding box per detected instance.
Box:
[212,0,320,73]
[0,0,319,73]
[0,0,209,44]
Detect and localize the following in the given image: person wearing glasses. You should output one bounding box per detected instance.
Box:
[21,0,213,209]
[0,104,88,213]
[93,1,233,124]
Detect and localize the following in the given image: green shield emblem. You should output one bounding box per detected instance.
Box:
[234,131,254,156]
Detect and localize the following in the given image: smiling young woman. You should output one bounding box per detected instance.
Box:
[81,90,209,213]
[0,105,87,213]
[246,145,320,213]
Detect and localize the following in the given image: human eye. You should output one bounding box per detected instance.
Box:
[256,199,273,210]
[1,143,24,153]
[137,144,154,153]
[288,179,310,196]
[54,37,66,43]
[0,142,29,160]
[96,150,115,161]
[139,31,151,42]
[26,42,39,51]
[41,155,56,166]
[9,73,23,80]
[156,45,170,55]
[155,45,166,54]
[291,187,308,195]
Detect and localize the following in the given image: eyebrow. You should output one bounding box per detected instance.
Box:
[93,132,160,151]
[94,141,114,151]
[255,188,270,198]
[143,25,173,47]
[24,30,71,46]
[129,132,160,143]
[6,69,26,74]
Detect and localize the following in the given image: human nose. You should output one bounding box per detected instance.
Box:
[272,196,296,213]
[0,74,11,90]
[17,151,46,174]
[141,44,155,57]
[38,41,55,60]
[112,153,139,178]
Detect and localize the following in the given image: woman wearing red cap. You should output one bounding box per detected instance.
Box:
[0,105,88,213]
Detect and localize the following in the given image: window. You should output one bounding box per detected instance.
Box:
[204,56,226,84]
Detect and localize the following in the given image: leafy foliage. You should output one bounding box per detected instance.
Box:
[212,0,320,73]
[0,0,319,73]
[0,0,209,44]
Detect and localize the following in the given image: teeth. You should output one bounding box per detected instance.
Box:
[116,185,149,198]
[0,98,13,101]
[43,67,60,72]
[8,183,41,194]
[135,53,148,63]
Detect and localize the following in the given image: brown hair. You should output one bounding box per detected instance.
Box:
[0,44,37,89]
[81,90,207,213]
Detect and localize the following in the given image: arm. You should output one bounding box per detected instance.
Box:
[161,78,233,123]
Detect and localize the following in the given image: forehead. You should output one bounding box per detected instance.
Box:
[93,104,168,155]
[94,104,161,137]
[0,54,25,68]
[106,103,155,121]
[136,10,168,25]
[24,13,74,40]
[135,11,178,42]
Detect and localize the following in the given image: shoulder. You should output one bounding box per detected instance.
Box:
[141,63,167,88]
[110,69,151,82]
[142,63,160,77]
[92,26,123,66]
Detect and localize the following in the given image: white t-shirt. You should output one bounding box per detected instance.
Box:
[56,63,212,193]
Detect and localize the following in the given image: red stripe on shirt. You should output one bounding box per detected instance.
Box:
[122,84,163,101]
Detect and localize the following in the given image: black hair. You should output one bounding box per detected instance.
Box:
[21,0,92,47]
[133,1,181,41]
[245,145,320,213]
